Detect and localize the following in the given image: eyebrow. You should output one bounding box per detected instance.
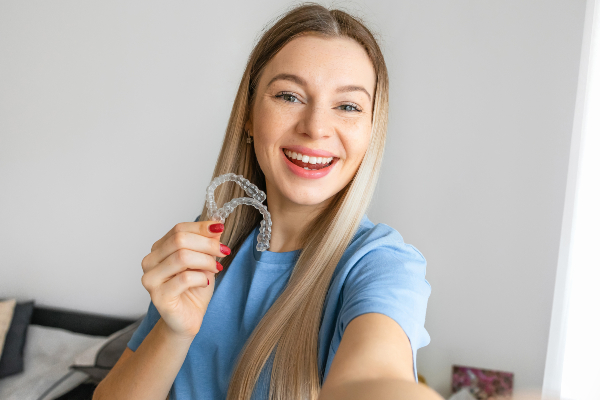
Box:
[267,73,306,88]
[266,73,372,101]
[336,85,372,102]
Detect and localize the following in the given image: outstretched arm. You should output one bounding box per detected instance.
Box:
[318,313,442,400]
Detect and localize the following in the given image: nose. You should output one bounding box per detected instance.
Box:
[296,104,332,140]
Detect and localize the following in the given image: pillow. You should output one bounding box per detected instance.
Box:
[0,299,17,359]
[70,316,144,383]
[0,300,35,378]
[0,324,107,400]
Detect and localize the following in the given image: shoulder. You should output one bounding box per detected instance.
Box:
[346,215,428,279]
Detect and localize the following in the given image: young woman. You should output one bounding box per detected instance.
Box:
[93,4,439,400]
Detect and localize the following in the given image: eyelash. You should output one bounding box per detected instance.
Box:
[275,91,362,113]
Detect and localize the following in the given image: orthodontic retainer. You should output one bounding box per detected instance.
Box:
[205,173,272,251]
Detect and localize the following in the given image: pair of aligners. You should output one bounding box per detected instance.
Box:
[205,173,272,251]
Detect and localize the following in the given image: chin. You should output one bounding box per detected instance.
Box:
[284,189,338,207]
[264,173,344,208]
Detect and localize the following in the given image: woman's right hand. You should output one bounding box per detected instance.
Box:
[140,221,230,340]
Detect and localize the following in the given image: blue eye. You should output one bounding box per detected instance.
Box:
[338,104,361,112]
[276,92,301,103]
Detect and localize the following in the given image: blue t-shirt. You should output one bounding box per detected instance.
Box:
[127,214,431,399]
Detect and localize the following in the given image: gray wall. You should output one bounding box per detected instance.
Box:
[0,0,587,395]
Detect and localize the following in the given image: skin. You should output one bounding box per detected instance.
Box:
[245,33,376,252]
[95,33,438,400]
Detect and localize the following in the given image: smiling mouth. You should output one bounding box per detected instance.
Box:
[282,149,336,170]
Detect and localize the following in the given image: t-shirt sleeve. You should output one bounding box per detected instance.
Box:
[127,300,162,352]
[338,241,431,382]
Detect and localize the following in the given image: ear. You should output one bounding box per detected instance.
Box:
[244,116,253,137]
[244,120,253,136]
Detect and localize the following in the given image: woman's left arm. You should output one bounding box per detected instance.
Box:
[318,313,442,400]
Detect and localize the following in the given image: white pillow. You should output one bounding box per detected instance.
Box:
[0,325,107,400]
[0,299,16,359]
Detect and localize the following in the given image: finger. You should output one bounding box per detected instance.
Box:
[142,230,230,273]
[161,270,209,299]
[151,221,225,252]
[144,249,222,289]
[157,249,223,284]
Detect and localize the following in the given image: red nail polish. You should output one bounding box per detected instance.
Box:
[207,278,210,286]
[209,223,224,233]
[216,261,223,271]
[220,244,231,255]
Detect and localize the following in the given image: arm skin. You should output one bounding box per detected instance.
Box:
[318,313,443,400]
[92,318,196,400]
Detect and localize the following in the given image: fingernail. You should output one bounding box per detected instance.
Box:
[209,223,224,233]
[216,261,223,272]
[207,278,210,286]
[220,244,231,256]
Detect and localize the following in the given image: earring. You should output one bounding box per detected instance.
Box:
[246,130,253,144]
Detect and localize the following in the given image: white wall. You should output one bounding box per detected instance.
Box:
[365,0,587,394]
[0,0,587,396]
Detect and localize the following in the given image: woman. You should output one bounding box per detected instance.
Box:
[93,3,439,400]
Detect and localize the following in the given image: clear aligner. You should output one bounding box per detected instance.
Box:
[205,173,271,251]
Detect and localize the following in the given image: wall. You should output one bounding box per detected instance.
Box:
[365,0,586,393]
[0,0,587,395]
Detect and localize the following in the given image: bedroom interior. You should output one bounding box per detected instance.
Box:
[0,0,595,399]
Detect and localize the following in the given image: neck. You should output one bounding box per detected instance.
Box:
[264,182,331,253]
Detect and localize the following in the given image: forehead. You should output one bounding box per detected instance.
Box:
[260,34,376,93]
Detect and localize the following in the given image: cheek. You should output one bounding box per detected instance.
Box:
[343,124,372,166]
[251,103,293,174]
[253,100,296,141]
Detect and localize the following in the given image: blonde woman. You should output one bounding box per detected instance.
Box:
[93,3,440,400]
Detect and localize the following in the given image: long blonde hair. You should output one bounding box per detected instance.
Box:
[198,3,389,399]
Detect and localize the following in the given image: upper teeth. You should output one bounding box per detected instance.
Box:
[284,150,333,165]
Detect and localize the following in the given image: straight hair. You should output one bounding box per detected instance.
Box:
[197,3,389,399]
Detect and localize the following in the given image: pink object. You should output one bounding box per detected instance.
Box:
[451,365,513,400]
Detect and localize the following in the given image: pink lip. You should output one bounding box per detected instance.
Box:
[281,145,338,158]
[281,149,338,179]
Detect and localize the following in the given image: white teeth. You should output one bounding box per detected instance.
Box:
[284,149,335,165]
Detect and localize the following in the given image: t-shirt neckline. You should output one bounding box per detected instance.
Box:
[251,226,301,265]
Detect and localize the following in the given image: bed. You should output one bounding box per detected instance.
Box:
[0,304,141,400]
